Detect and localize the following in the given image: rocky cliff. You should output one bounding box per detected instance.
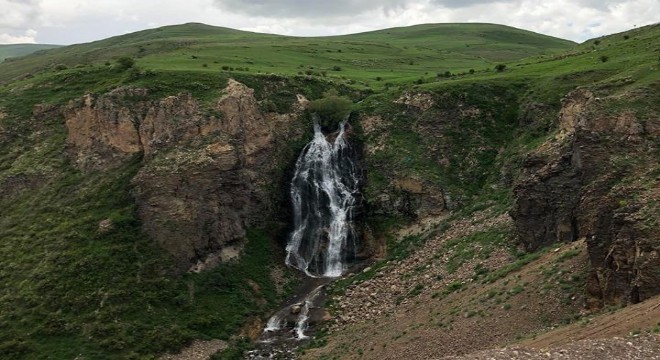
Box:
[63,79,308,271]
[511,88,660,307]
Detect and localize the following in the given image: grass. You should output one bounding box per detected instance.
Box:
[0,119,287,358]
[0,20,658,359]
[0,22,574,87]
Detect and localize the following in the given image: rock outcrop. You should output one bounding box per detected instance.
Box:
[63,88,149,170]
[63,79,308,270]
[511,88,660,307]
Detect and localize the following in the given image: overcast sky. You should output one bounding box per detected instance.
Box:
[1,0,658,45]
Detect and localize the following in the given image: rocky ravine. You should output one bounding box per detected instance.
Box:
[63,79,308,271]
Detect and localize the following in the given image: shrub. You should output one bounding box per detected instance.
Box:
[116,56,135,70]
[469,69,475,74]
[594,39,601,45]
[332,65,342,71]
[600,55,609,63]
[308,89,352,129]
[494,64,507,72]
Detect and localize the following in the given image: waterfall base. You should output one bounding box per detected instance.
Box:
[248,277,331,359]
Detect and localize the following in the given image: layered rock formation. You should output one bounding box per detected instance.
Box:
[511,88,660,307]
[63,79,308,271]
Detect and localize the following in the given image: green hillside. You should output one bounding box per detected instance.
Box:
[0,22,574,84]
[0,44,62,62]
[0,21,658,359]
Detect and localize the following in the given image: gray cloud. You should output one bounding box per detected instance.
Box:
[429,0,631,10]
[430,0,513,9]
[0,0,41,43]
[212,0,409,18]
[0,0,40,29]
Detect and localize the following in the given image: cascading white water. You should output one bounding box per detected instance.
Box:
[263,311,284,333]
[252,120,361,357]
[293,285,323,340]
[285,120,360,278]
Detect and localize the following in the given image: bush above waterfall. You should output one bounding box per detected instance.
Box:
[308,89,353,130]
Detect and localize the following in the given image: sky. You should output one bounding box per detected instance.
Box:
[1,0,658,45]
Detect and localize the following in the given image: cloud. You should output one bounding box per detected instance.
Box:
[0,0,40,29]
[212,0,409,19]
[0,29,37,44]
[0,0,39,43]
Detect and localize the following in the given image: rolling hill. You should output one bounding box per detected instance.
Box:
[0,22,574,84]
[0,44,61,62]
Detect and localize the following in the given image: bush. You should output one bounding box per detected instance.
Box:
[494,64,507,72]
[600,55,609,63]
[116,56,135,70]
[332,65,342,71]
[308,89,352,129]
[52,63,68,71]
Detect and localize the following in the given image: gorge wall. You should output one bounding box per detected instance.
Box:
[359,84,659,309]
[63,79,308,271]
[511,88,659,307]
[54,77,660,308]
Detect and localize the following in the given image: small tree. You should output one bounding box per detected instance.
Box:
[308,89,352,129]
[495,64,507,72]
[116,56,135,70]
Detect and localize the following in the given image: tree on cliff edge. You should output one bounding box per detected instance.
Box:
[308,89,352,129]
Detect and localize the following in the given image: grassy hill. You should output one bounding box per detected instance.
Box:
[0,44,61,62]
[0,22,658,359]
[0,22,574,84]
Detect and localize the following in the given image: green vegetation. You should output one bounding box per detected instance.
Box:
[308,89,353,128]
[0,113,285,358]
[0,20,658,359]
[0,22,574,86]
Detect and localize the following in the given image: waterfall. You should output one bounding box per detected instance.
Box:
[285,120,360,278]
[252,120,361,357]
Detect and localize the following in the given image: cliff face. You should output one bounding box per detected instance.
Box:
[63,79,308,271]
[511,88,660,307]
